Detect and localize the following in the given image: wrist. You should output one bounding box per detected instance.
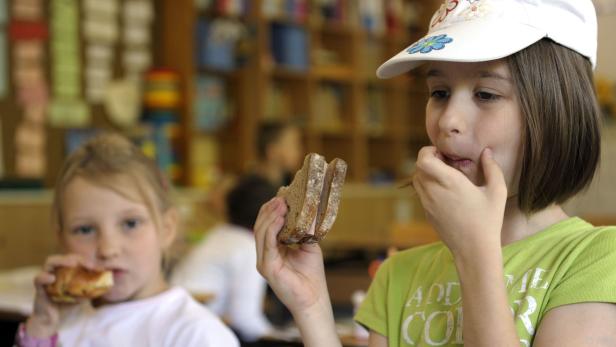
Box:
[453,245,503,277]
[450,228,501,260]
[15,322,58,347]
[291,295,340,347]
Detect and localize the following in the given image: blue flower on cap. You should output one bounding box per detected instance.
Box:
[407,34,453,54]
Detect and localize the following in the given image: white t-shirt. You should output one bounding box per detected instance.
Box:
[58,286,239,347]
[171,223,272,341]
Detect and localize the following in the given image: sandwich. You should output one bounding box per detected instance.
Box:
[277,153,347,245]
[46,266,114,303]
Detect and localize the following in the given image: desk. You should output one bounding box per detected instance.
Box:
[0,266,37,317]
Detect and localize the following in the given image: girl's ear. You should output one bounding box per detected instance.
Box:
[160,207,179,248]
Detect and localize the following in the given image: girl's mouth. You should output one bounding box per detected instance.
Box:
[443,154,474,170]
[111,268,127,280]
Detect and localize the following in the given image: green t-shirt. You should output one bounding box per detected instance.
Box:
[355,217,616,346]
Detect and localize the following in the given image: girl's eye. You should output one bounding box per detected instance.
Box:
[476,91,500,101]
[73,225,95,236]
[122,218,141,231]
[430,90,449,99]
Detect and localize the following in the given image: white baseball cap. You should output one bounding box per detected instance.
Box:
[377,0,598,79]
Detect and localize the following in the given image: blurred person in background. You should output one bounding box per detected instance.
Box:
[171,177,277,342]
[251,121,303,189]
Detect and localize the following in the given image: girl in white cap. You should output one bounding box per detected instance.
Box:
[255,0,616,346]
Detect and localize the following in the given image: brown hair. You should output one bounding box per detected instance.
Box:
[506,39,602,213]
[52,133,172,231]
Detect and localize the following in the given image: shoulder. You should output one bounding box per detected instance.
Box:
[575,224,616,256]
[565,221,616,251]
[166,315,239,347]
[387,242,448,268]
[163,288,240,346]
[375,242,448,282]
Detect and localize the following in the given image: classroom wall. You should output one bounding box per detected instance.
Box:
[596,11,616,79]
[564,8,616,218]
[565,126,616,218]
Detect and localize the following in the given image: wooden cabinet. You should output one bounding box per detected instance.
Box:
[159,0,438,186]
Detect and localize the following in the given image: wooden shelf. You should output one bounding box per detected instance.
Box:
[312,66,355,82]
[269,66,309,80]
[160,0,440,185]
[265,16,308,26]
[310,22,355,35]
[197,67,242,78]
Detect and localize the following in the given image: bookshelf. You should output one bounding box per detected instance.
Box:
[159,0,437,186]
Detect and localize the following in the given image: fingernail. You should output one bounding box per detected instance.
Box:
[484,148,493,157]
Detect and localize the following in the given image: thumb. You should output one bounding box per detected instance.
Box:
[481,148,507,196]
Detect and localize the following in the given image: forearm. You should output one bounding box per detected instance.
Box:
[292,294,342,347]
[454,247,518,347]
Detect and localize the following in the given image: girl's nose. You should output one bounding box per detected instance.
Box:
[97,230,120,260]
[438,98,467,136]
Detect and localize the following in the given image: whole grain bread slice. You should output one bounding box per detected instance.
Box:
[276,153,326,244]
[313,158,347,242]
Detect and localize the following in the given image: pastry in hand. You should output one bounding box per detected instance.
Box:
[46,266,114,303]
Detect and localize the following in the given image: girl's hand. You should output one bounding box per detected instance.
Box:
[26,254,97,338]
[413,146,508,258]
[254,197,331,315]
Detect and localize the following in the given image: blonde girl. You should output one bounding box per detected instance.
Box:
[16,133,238,347]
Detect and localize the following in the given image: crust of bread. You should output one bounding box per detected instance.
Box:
[46,267,114,303]
[276,153,326,244]
[277,153,347,245]
[313,158,347,242]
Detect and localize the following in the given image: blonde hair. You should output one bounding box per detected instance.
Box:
[52,132,172,231]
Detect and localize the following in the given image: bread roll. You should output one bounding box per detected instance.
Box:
[46,266,114,303]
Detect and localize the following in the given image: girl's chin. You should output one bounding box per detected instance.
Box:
[100,287,134,303]
[450,165,483,185]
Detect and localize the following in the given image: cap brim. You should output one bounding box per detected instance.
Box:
[376,18,546,79]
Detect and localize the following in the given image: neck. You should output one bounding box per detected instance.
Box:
[500,197,570,246]
[256,161,283,186]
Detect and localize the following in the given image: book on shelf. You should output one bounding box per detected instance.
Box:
[194,75,231,132]
[307,0,422,35]
[0,118,3,178]
[262,0,308,22]
[190,135,221,188]
[195,19,246,71]
[141,111,183,183]
[361,86,386,135]
[263,81,292,121]
[196,0,250,17]
[270,22,309,71]
[313,83,344,133]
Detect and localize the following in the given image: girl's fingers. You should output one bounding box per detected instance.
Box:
[44,255,80,272]
[257,215,285,277]
[256,198,287,269]
[44,254,97,273]
[255,200,283,253]
[415,146,451,183]
[480,148,507,197]
[254,198,277,232]
[254,198,285,233]
[34,272,56,287]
